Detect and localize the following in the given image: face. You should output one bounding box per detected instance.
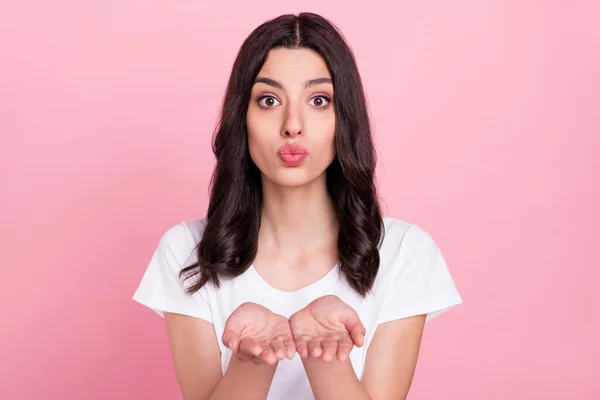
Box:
[246,47,336,187]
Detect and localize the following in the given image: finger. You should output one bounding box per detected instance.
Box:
[350,325,366,347]
[237,352,264,364]
[321,338,338,362]
[259,345,277,366]
[236,351,252,362]
[336,336,354,362]
[270,338,287,361]
[295,336,309,359]
[250,355,265,365]
[251,356,265,365]
[307,339,323,359]
[222,330,240,353]
[240,338,263,358]
[283,337,296,359]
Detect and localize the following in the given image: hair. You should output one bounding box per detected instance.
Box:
[181,12,385,297]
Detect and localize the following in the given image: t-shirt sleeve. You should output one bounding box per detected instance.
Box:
[132,222,213,323]
[378,225,463,324]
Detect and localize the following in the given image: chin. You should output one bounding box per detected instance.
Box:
[267,168,323,187]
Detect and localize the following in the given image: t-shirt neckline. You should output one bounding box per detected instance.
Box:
[248,262,340,296]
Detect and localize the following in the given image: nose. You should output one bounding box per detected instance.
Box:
[281,105,302,138]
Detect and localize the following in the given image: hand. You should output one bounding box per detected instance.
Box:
[222,302,296,366]
[289,295,366,362]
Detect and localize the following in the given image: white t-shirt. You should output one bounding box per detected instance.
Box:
[133,216,462,399]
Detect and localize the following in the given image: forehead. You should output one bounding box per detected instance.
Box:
[257,48,331,82]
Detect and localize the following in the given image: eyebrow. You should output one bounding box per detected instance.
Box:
[253,77,333,89]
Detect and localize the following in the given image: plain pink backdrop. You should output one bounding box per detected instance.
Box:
[1,1,599,399]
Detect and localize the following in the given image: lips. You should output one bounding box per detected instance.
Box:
[278,144,308,167]
[278,143,307,155]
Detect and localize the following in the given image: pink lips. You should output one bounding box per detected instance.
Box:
[278,143,308,167]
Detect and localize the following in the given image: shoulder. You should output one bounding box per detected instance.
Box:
[179,217,208,245]
[374,216,445,285]
[157,217,207,264]
[380,216,439,263]
[164,216,207,246]
[372,216,462,323]
[133,216,214,321]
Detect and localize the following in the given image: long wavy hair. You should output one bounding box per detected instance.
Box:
[181,12,385,297]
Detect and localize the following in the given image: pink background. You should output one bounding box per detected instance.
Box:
[1,1,599,399]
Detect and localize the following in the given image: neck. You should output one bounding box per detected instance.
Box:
[259,175,338,255]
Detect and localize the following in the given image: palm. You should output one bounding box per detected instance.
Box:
[290,295,365,362]
[291,307,347,337]
[223,302,295,365]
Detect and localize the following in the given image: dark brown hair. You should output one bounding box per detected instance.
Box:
[181,12,385,296]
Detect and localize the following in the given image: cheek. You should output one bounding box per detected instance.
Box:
[247,130,264,162]
[314,119,336,157]
[246,117,275,163]
[246,111,261,145]
[325,135,337,162]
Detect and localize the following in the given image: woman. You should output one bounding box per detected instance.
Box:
[133,12,462,400]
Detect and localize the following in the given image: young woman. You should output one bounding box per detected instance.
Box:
[133,12,462,400]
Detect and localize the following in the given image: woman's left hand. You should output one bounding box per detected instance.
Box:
[289,295,365,362]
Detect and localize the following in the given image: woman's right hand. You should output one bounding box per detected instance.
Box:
[222,302,296,365]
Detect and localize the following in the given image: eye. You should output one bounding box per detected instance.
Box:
[308,95,331,108]
[258,96,281,108]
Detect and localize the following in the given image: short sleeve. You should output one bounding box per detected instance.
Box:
[378,225,463,324]
[132,222,213,323]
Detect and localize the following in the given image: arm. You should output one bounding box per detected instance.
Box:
[210,357,277,400]
[301,314,426,400]
[361,314,426,400]
[164,312,277,400]
[302,357,371,400]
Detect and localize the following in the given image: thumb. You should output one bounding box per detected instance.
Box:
[222,306,252,353]
[342,310,366,347]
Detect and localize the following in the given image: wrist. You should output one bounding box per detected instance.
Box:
[301,355,352,368]
[301,356,368,399]
[230,353,279,372]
